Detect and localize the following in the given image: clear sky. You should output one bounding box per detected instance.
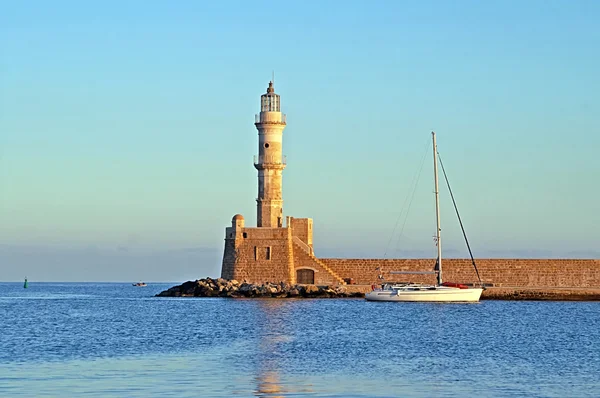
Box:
[1,0,599,281]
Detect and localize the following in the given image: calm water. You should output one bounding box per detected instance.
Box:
[0,283,599,397]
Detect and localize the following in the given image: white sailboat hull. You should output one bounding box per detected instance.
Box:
[365,286,483,302]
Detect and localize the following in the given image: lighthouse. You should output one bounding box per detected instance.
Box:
[221,80,343,285]
[254,81,287,228]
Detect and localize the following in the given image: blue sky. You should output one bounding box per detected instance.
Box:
[1,0,599,281]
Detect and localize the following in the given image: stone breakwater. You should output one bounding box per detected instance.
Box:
[482,287,600,301]
[155,278,364,298]
[156,279,600,301]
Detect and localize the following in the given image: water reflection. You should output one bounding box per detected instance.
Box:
[252,299,310,397]
[255,370,283,397]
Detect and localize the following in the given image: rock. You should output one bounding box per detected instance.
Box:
[154,279,366,299]
[156,289,176,297]
[272,290,288,298]
[238,283,252,293]
[301,284,320,297]
[258,285,270,296]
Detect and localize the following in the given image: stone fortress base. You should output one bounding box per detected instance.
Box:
[221,214,600,291]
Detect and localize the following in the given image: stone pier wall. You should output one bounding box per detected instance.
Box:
[319,258,600,287]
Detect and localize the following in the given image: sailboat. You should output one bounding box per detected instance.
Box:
[365,132,484,303]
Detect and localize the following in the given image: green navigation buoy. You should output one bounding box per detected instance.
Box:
[24,277,28,289]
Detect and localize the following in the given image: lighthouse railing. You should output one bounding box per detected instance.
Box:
[255,113,287,124]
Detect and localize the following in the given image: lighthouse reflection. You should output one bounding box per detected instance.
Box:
[255,370,283,397]
[252,299,313,397]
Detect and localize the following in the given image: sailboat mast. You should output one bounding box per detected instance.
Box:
[432,131,443,285]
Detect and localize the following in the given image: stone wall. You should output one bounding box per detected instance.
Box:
[220,237,237,280]
[220,215,600,288]
[221,227,294,283]
[288,217,313,247]
[292,240,341,285]
[319,258,600,287]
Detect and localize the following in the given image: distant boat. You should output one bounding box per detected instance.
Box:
[132,282,147,287]
[24,277,28,289]
[365,132,484,303]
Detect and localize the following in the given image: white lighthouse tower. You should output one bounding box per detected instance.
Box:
[254,81,287,228]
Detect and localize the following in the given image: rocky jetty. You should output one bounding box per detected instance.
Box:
[482,287,600,301]
[155,278,364,298]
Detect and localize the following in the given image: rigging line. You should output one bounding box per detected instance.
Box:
[394,139,430,255]
[383,138,430,259]
[436,152,485,288]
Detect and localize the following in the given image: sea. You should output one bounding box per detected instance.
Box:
[0,282,599,397]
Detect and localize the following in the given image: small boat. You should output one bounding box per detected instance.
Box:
[132,282,147,287]
[365,132,484,303]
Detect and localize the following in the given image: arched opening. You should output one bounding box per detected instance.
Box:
[296,269,315,284]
